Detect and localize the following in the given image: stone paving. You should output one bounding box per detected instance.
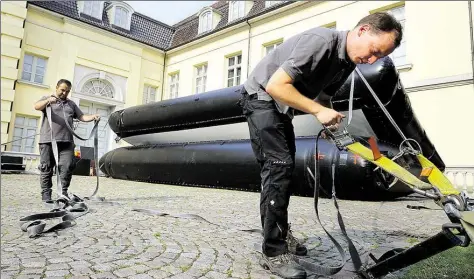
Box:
[1,174,451,279]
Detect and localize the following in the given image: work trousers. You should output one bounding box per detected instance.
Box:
[38,142,76,200]
[240,92,296,257]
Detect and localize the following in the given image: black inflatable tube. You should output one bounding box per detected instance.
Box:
[100,136,417,201]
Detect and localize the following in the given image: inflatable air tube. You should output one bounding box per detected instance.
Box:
[100,136,417,201]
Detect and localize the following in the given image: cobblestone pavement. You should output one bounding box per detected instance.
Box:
[1,174,451,279]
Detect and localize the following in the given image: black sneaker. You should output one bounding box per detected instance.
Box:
[259,252,307,279]
[287,225,308,256]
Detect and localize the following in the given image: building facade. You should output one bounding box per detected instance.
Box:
[1,1,473,180]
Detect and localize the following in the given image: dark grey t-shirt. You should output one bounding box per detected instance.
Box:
[38,96,84,143]
[244,27,356,116]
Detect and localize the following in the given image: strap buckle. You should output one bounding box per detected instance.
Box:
[323,127,355,150]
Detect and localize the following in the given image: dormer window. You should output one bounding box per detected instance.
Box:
[78,1,104,20]
[229,1,245,22]
[199,11,212,33]
[106,1,134,31]
[114,6,129,29]
[198,7,221,35]
[265,1,285,8]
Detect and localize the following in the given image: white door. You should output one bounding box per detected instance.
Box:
[75,101,111,160]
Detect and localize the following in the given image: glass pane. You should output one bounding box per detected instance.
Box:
[237,55,242,65]
[203,76,206,91]
[229,57,234,67]
[27,147,34,153]
[228,78,233,87]
[228,69,234,78]
[28,118,38,127]
[34,74,44,84]
[24,54,33,65]
[15,117,25,126]
[84,1,92,14]
[237,67,241,77]
[36,58,46,67]
[22,72,31,81]
[14,127,23,136]
[26,138,34,147]
[12,145,20,152]
[203,65,207,73]
[27,128,36,136]
[237,76,241,85]
[35,67,45,76]
[23,64,32,73]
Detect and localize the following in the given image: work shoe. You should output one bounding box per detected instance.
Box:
[259,252,307,279]
[42,192,52,202]
[287,225,308,256]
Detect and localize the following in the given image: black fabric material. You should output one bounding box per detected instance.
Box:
[39,142,76,199]
[241,92,296,257]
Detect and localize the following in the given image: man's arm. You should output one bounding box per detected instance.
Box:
[78,114,100,122]
[266,68,344,126]
[34,96,57,111]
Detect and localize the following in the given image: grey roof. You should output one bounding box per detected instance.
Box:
[28,1,174,50]
[27,1,294,51]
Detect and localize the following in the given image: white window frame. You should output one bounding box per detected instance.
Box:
[11,115,39,153]
[114,6,129,29]
[229,1,245,22]
[21,54,47,84]
[169,73,179,99]
[227,54,242,87]
[195,64,207,94]
[199,11,212,34]
[264,41,282,56]
[142,85,157,104]
[385,5,407,67]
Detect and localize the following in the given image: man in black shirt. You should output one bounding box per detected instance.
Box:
[240,12,403,278]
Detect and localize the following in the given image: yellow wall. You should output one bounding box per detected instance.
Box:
[8,6,164,152]
[1,1,27,151]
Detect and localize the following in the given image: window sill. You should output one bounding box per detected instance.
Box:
[396,63,413,72]
[17,80,50,89]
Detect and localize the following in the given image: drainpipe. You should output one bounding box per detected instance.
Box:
[160,51,167,101]
[246,19,251,78]
[469,1,474,85]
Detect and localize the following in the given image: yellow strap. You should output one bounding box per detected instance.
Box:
[346,142,433,191]
[416,154,460,195]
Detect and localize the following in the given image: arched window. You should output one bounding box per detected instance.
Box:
[229,1,245,21]
[81,79,115,99]
[199,11,212,34]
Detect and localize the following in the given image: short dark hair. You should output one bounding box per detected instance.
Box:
[57,79,72,88]
[355,12,403,48]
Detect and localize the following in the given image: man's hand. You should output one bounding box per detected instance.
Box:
[47,96,58,104]
[314,107,345,127]
[93,114,101,121]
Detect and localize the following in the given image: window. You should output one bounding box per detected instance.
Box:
[12,116,38,153]
[142,85,157,104]
[265,1,284,8]
[229,1,245,22]
[199,11,212,34]
[81,79,115,99]
[169,73,179,99]
[21,54,46,84]
[386,5,406,66]
[195,64,207,94]
[227,54,242,87]
[83,1,102,18]
[265,41,282,56]
[114,6,129,29]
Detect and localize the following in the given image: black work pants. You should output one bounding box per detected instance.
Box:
[240,92,296,257]
[38,142,76,199]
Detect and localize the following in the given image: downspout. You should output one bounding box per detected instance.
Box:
[246,19,251,78]
[468,1,474,86]
[160,51,167,101]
